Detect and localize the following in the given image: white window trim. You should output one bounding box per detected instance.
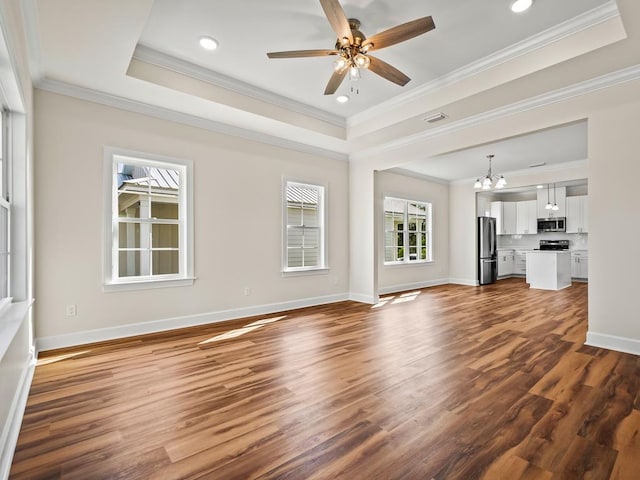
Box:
[282,179,328,275]
[103,146,195,292]
[383,196,434,266]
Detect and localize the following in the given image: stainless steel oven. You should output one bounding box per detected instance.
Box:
[539,239,569,250]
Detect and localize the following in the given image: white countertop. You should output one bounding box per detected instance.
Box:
[527,250,570,254]
[497,247,588,253]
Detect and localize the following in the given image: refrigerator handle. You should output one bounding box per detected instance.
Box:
[490,221,496,255]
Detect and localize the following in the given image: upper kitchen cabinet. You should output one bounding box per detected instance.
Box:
[516,200,537,235]
[566,195,589,233]
[490,201,517,235]
[537,186,566,218]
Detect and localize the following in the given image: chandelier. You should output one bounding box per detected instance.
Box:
[474,154,507,190]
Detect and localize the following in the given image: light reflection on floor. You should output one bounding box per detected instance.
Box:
[372,291,421,308]
[37,350,91,366]
[198,315,287,344]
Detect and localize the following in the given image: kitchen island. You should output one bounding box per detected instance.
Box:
[526,251,571,290]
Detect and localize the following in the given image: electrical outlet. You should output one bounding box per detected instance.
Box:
[66,304,77,316]
[243,287,251,296]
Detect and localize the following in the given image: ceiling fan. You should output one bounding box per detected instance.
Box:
[266,0,436,95]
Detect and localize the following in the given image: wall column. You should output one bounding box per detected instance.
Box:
[348,161,378,304]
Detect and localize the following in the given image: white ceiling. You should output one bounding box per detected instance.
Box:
[137,0,610,118]
[26,0,637,181]
[395,120,588,182]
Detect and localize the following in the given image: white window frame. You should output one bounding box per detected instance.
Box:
[103,147,194,291]
[0,110,11,313]
[383,196,433,265]
[282,180,328,274]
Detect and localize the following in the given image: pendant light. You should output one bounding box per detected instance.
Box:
[545,184,552,210]
[552,183,559,211]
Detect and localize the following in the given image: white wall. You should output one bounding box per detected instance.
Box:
[587,99,640,352]
[0,0,35,477]
[375,171,449,293]
[34,90,350,345]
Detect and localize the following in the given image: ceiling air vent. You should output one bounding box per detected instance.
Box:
[423,112,447,123]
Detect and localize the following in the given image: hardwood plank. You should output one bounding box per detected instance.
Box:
[10,278,638,480]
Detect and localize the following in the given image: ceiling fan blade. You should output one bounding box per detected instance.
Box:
[267,49,338,59]
[319,0,353,44]
[365,16,435,51]
[324,69,348,95]
[368,56,411,86]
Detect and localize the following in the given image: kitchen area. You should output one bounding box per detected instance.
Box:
[477,179,588,289]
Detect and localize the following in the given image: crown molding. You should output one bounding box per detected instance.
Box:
[351,63,640,162]
[36,78,349,162]
[132,44,346,129]
[347,1,620,130]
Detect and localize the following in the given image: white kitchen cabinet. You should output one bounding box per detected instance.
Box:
[537,186,566,218]
[491,201,517,235]
[571,250,588,279]
[477,195,491,217]
[514,250,530,275]
[566,195,589,233]
[516,200,537,234]
[497,250,514,277]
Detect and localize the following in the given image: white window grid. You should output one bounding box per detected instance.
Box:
[384,196,432,264]
[284,181,326,272]
[104,147,194,290]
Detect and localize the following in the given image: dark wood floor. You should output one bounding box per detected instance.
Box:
[10,279,640,479]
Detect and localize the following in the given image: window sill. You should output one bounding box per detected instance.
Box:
[0,300,33,362]
[282,268,329,277]
[103,276,196,292]
[384,260,435,267]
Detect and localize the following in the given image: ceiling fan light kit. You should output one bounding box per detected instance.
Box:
[266,0,435,95]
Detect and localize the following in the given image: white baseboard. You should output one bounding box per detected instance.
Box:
[0,353,35,480]
[585,331,640,356]
[448,278,479,286]
[378,278,450,295]
[36,293,350,352]
[348,293,378,304]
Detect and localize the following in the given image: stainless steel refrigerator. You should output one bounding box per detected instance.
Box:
[478,216,497,285]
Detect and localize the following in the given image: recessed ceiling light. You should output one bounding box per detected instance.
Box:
[510,0,533,13]
[536,185,544,189]
[336,95,350,103]
[199,36,219,51]
[528,161,546,168]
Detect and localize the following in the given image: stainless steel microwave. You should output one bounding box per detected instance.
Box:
[537,217,566,232]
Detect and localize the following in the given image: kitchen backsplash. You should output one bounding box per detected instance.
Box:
[497,232,588,250]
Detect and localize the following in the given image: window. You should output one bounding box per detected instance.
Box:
[104,148,194,290]
[384,197,432,264]
[0,111,10,306]
[283,181,326,272]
